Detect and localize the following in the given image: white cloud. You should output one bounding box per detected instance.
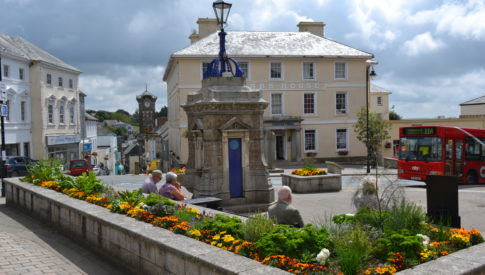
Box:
[401,32,445,56]
[127,11,165,34]
[410,0,485,40]
[80,64,166,113]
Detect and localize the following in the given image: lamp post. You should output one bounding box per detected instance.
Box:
[203,1,243,78]
[0,54,5,197]
[366,65,377,174]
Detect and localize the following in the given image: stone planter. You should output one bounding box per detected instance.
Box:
[4,178,288,275]
[281,173,342,193]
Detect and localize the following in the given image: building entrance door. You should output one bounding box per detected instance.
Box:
[228,138,243,198]
[276,135,285,160]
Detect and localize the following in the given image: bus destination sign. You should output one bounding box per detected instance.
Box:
[403,127,436,136]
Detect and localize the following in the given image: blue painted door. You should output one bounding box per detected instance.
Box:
[228,138,243,198]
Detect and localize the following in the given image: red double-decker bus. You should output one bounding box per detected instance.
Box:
[398,126,485,184]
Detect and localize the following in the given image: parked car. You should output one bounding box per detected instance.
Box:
[5,156,37,177]
[69,159,91,176]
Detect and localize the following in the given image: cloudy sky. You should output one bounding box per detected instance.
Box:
[1,0,484,119]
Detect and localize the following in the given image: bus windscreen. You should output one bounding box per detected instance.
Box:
[399,137,442,161]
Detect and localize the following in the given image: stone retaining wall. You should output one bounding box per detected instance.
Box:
[4,179,288,275]
[281,174,341,193]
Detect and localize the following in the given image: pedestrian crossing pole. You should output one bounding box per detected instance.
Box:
[0,55,6,197]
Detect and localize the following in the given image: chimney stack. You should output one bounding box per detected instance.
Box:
[189,18,219,44]
[297,21,325,37]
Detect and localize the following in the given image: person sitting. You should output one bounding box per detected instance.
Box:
[142,170,163,194]
[159,172,186,201]
[268,186,304,228]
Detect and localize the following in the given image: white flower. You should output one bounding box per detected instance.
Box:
[416,234,430,246]
[138,202,148,209]
[345,213,355,217]
[316,248,330,265]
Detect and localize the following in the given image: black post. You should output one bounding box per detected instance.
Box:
[0,55,5,197]
[366,66,370,174]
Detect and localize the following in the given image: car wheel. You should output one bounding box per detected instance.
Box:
[466,171,478,185]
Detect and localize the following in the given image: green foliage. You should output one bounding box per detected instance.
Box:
[354,207,388,229]
[148,202,175,217]
[374,230,423,264]
[384,199,426,235]
[73,171,105,194]
[334,227,372,275]
[156,106,168,118]
[302,158,316,171]
[254,224,332,260]
[194,214,243,239]
[117,189,144,206]
[353,107,391,154]
[389,110,402,120]
[332,214,356,225]
[26,159,66,184]
[242,214,276,242]
[142,193,175,207]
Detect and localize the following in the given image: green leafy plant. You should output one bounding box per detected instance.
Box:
[254,224,332,260]
[334,227,372,275]
[25,159,65,184]
[242,214,276,242]
[73,171,105,194]
[354,207,389,229]
[194,214,243,239]
[332,214,356,225]
[374,229,424,265]
[116,189,144,206]
[142,193,175,207]
[148,202,175,217]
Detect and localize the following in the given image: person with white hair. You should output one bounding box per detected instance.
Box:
[159,172,186,201]
[268,186,304,228]
[142,170,163,194]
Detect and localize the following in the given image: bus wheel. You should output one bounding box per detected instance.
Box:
[466,171,478,185]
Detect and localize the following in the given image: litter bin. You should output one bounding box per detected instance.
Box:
[426,175,460,228]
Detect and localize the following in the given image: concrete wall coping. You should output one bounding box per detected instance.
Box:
[281,173,341,179]
[5,178,288,274]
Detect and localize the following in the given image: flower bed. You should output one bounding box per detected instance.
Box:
[15,160,485,274]
[291,167,326,176]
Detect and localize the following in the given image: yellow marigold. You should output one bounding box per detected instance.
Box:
[222,234,235,243]
[119,202,132,210]
[217,243,222,247]
[210,241,217,246]
[213,235,220,240]
[189,229,202,237]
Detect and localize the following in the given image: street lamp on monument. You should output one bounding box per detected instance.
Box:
[366,62,377,174]
[204,0,244,78]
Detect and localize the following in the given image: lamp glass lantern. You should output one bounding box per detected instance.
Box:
[213,0,232,30]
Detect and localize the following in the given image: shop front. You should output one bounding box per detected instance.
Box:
[46,135,80,164]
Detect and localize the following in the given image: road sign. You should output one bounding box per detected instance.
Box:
[0,104,7,117]
[0,83,6,102]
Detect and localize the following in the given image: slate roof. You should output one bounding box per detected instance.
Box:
[460,95,485,105]
[173,31,373,58]
[0,34,80,72]
[85,113,98,121]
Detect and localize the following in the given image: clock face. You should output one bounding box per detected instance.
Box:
[144,99,150,108]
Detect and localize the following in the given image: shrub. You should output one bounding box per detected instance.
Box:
[194,214,243,239]
[148,202,175,217]
[334,227,372,275]
[142,193,175,207]
[374,230,424,266]
[354,207,388,229]
[384,199,426,235]
[25,159,65,184]
[254,224,332,260]
[242,214,276,242]
[73,171,105,195]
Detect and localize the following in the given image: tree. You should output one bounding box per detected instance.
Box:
[353,107,391,163]
[389,106,402,120]
[157,106,168,118]
[131,109,139,125]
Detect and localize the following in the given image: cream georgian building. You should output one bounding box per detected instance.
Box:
[163,19,386,164]
[0,34,82,162]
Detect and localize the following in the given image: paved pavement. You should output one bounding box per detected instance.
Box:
[0,197,127,275]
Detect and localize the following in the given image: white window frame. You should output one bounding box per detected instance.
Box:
[48,103,54,124]
[334,62,347,80]
[59,101,65,124]
[21,101,26,121]
[3,64,9,78]
[269,61,283,80]
[46,73,52,85]
[336,128,348,151]
[238,61,250,80]
[335,91,348,115]
[302,92,316,116]
[270,93,283,115]
[377,96,383,106]
[69,79,74,89]
[69,102,76,124]
[58,77,63,87]
[302,61,315,80]
[304,129,317,153]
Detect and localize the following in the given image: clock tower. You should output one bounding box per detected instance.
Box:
[136,86,157,135]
